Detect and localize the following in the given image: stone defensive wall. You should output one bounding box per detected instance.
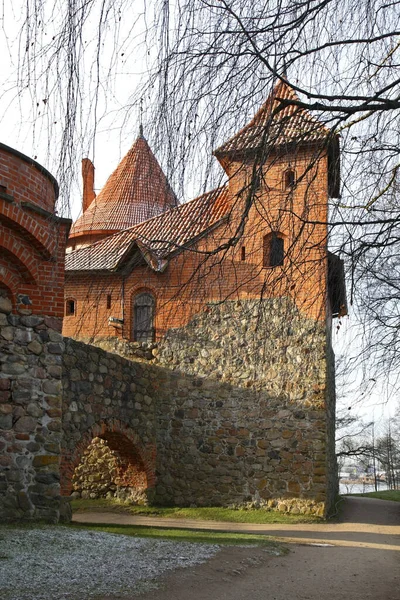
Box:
[154,298,337,515]
[61,338,157,501]
[0,144,337,522]
[61,298,337,517]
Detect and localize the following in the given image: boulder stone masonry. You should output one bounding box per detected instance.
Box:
[154,298,338,515]
[61,337,157,503]
[0,298,66,522]
[61,298,337,517]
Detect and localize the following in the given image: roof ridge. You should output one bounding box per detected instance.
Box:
[65,184,230,272]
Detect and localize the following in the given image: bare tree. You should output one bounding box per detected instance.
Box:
[4,0,400,389]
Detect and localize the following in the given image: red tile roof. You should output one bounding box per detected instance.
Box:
[214,79,332,157]
[65,186,230,272]
[69,135,177,239]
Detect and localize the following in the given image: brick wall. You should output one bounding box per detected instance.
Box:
[63,144,330,341]
[0,143,71,316]
[0,144,71,522]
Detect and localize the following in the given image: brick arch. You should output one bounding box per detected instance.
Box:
[0,202,55,259]
[60,419,156,496]
[0,242,38,285]
[0,269,18,306]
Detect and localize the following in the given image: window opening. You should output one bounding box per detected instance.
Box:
[133,293,155,342]
[263,233,284,268]
[65,299,76,316]
[106,294,111,309]
[284,169,296,189]
[241,246,246,261]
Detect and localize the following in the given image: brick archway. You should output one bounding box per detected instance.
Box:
[60,419,156,496]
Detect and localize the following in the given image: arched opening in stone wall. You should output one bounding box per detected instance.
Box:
[63,427,154,505]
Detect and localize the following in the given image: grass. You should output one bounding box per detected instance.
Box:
[68,521,287,549]
[71,497,322,524]
[350,489,400,502]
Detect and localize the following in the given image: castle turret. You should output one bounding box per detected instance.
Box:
[68,133,177,251]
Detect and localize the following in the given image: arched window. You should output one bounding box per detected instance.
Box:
[65,298,76,316]
[263,233,284,268]
[133,293,155,342]
[284,168,296,189]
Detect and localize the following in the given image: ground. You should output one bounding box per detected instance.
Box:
[75,496,400,600]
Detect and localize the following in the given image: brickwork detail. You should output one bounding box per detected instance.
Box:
[71,437,148,503]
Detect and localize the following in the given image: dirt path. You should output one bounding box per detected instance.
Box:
[76,497,400,600]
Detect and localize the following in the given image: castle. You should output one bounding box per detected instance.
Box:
[63,79,345,343]
[0,79,346,521]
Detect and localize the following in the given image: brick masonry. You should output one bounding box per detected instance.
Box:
[0,144,71,523]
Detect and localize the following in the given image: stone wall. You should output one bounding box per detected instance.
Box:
[0,298,65,522]
[61,338,157,501]
[153,299,336,515]
[64,298,337,515]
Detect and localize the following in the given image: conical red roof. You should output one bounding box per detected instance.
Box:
[214,79,332,158]
[69,134,177,240]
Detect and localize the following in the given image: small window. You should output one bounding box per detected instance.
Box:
[284,169,296,189]
[65,299,76,316]
[133,293,155,342]
[263,233,284,268]
[106,294,111,309]
[241,246,246,261]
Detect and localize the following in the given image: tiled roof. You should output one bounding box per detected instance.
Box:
[65,186,230,272]
[69,135,177,239]
[214,79,332,157]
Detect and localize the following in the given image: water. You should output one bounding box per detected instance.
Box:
[339,480,389,495]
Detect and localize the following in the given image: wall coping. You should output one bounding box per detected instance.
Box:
[0,142,59,200]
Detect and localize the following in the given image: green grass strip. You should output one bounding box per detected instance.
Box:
[71,498,322,524]
[68,521,286,549]
[349,490,400,502]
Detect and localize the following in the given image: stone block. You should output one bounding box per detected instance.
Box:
[27,340,43,355]
[14,416,37,432]
[48,342,64,355]
[17,491,35,513]
[44,316,62,332]
[20,316,44,328]
[0,297,12,314]
[32,455,59,467]
[0,413,12,429]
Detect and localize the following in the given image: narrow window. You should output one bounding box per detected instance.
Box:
[263,233,284,268]
[133,293,155,342]
[106,294,111,309]
[65,299,76,316]
[241,246,246,261]
[284,169,296,189]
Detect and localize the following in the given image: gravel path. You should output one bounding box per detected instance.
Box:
[0,527,218,600]
[1,497,399,600]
